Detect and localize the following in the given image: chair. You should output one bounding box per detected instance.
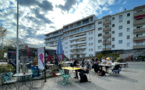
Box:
[59,69,71,85]
[1,73,17,90]
[112,65,122,74]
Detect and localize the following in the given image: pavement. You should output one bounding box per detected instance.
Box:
[1,62,145,90]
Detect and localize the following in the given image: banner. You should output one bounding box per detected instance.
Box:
[38,47,45,70]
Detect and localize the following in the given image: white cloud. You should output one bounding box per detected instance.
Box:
[123,0,127,5]
[109,11,112,14]
[0,0,116,45]
[119,7,123,11]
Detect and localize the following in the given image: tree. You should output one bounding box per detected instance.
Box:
[0,25,7,49]
[4,38,25,49]
[96,53,104,61]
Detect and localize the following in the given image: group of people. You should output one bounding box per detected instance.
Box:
[70,57,121,82]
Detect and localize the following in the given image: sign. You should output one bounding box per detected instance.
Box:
[38,47,45,70]
[4,53,7,58]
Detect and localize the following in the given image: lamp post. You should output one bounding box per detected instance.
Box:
[16,0,19,73]
[104,39,107,60]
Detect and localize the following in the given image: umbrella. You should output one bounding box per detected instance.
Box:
[56,37,63,61]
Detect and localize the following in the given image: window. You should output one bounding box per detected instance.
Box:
[136,26,142,29]
[112,17,115,20]
[119,15,123,22]
[127,28,130,32]
[119,40,123,44]
[77,22,81,26]
[98,33,102,37]
[127,43,130,47]
[136,18,143,20]
[127,35,130,39]
[98,46,102,49]
[119,26,123,30]
[98,21,102,24]
[83,19,89,24]
[127,13,130,17]
[112,45,115,48]
[119,33,123,37]
[112,31,115,34]
[119,15,123,19]
[98,40,102,43]
[136,33,143,37]
[112,24,115,27]
[112,37,115,41]
[127,20,130,24]
[98,27,102,30]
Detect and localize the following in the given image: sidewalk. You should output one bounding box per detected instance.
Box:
[1,62,145,90]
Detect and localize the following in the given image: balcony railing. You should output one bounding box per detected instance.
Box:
[133,28,145,33]
[103,41,111,45]
[133,19,145,26]
[133,36,145,41]
[134,11,145,17]
[103,48,111,51]
[103,20,111,25]
[103,27,111,32]
[133,45,145,49]
[103,34,111,38]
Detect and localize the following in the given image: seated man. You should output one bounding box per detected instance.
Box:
[112,64,121,74]
[79,60,91,83]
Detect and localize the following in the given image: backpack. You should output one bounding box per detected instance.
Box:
[80,74,88,82]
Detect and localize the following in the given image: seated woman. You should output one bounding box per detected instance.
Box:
[79,60,91,83]
[92,60,99,73]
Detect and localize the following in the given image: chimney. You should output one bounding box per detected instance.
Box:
[124,8,126,11]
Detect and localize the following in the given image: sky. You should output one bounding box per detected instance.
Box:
[0,0,145,46]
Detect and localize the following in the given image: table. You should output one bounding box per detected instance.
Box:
[13,73,32,90]
[116,63,128,67]
[62,67,82,70]
[63,61,73,66]
[99,64,112,74]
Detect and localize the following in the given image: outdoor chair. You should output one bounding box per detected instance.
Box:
[59,69,71,85]
[112,65,122,74]
[1,73,17,90]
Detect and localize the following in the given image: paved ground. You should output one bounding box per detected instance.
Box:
[1,62,145,90]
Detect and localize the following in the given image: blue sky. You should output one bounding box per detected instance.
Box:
[0,0,145,45]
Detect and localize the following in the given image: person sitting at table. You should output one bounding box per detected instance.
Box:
[73,59,79,79]
[81,59,85,67]
[101,57,106,64]
[92,60,99,73]
[50,57,55,64]
[79,60,91,83]
[112,64,121,74]
[105,57,112,73]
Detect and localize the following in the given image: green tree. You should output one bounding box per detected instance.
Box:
[0,25,7,49]
[96,53,104,60]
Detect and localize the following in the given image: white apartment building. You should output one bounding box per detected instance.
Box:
[45,4,145,59]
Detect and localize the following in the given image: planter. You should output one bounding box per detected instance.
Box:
[0,72,12,84]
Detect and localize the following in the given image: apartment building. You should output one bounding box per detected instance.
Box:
[45,4,145,59]
[45,15,97,58]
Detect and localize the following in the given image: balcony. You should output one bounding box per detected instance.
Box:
[103,20,111,25]
[69,35,86,41]
[70,41,86,45]
[70,46,86,50]
[134,11,145,17]
[103,41,111,45]
[133,36,145,41]
[133,28,145,33]
[133,45,145,49]
[103,27,111,32]
[103,48,111,51]
[103,34,111,38]
[133,19,145,26]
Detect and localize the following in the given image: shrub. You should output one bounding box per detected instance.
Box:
[116,58,125,62]
[0,64,15,73]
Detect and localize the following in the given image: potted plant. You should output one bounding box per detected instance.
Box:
[0,64,15,84]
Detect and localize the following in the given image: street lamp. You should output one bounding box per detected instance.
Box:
[16,0,19,73]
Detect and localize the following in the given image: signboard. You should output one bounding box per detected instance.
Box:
[38,47,45,70]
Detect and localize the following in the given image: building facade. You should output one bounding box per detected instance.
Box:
[45,5,145,59]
